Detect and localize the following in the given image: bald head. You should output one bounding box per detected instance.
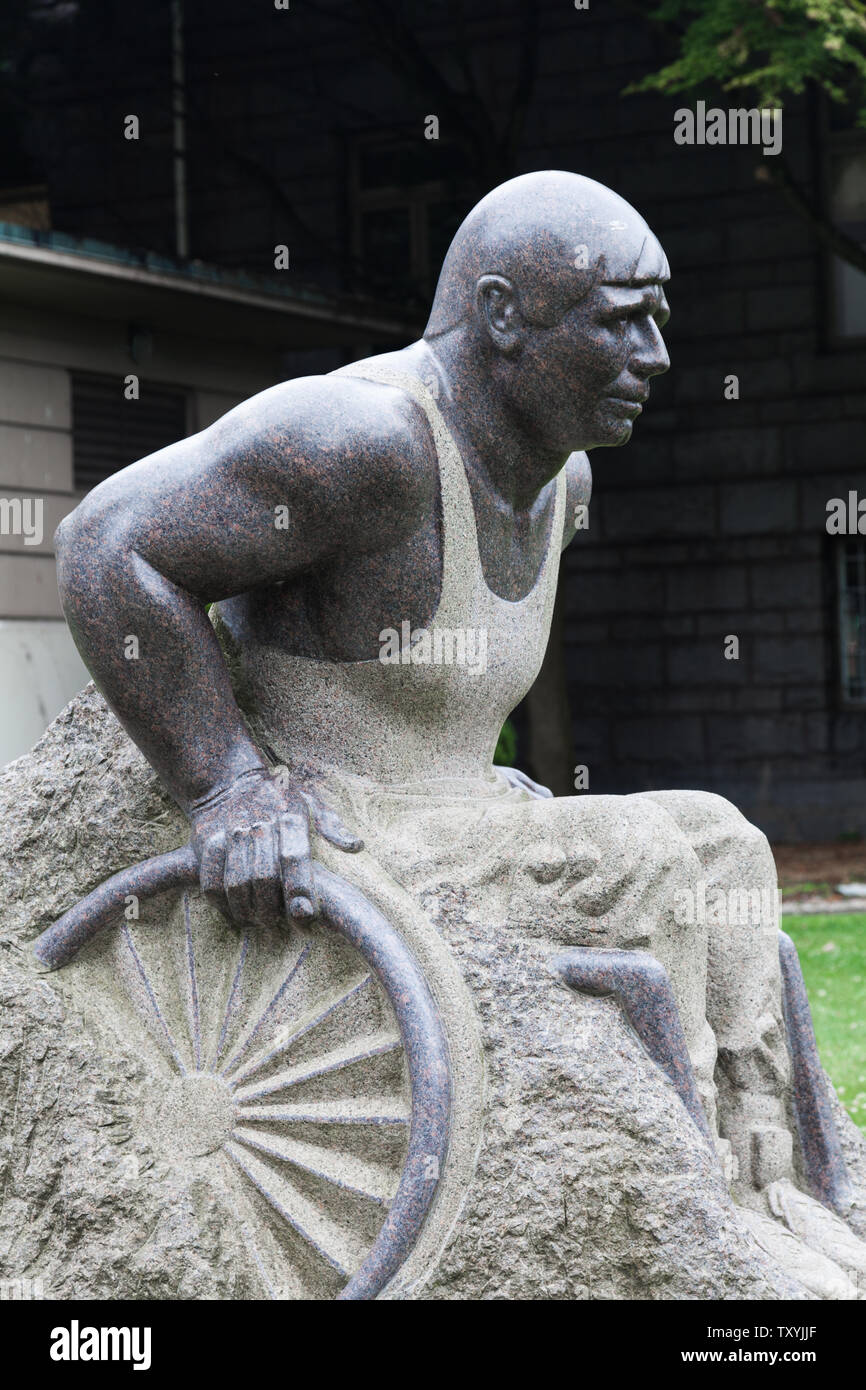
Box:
[425,170,669,338]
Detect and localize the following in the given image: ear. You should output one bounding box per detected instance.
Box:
[475,275,523,356]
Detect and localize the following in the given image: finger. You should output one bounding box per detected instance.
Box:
[301,791,364,852]
[248,821,283,929]
[224,827,254,925]
[199,831,229,914]
[277,813,317,919]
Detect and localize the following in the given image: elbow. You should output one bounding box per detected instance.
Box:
[54,502,93,601]
[54,495,122,615]
[53,509,76,564]
[54,507,83,610]
[54,493,97,560]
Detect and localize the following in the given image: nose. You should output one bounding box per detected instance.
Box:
[632,317,670,379]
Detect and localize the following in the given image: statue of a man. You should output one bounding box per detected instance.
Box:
[54,171,865,1297]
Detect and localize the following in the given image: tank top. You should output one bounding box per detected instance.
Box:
[224,361,566,791]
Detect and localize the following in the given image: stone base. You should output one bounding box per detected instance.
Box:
[2,687,865,1299]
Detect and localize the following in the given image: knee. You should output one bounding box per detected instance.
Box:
[628,797,702,894]
[644,789,773,867]
[705,799,772,870]
[552,793,701,919]
[643,787,743,832]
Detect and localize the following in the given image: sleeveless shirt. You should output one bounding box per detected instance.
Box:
[221,361,566,793]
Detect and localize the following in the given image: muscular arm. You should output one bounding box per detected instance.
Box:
[56,374,427,813]
[55,374,431,928]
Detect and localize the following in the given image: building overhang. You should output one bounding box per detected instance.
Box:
[0,224,421,349]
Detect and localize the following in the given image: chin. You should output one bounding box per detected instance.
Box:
[591,416,634,448]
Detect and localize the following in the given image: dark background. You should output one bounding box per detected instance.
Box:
[1,0,865,840]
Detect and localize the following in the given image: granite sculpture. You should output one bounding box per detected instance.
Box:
[2,170,866,1300]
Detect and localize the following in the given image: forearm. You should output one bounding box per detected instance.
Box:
[57,525,265,813]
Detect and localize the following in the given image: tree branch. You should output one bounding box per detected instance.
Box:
[354,0,499,167]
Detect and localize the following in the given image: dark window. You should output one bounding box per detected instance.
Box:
[830,141,866,339]
[71,373,189,490]
[348,134,470,304]
[838,538,866,704]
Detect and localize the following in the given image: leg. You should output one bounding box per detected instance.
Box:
[637,789,789,1194]
[642,789,866,1295]
[508,791,721,1138]
[375,785,718,1125]
[375,781,866,1296]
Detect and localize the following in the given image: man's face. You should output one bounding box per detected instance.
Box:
[513,248,671,454]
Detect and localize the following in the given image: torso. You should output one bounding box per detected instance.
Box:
[217,361,568,787]
[218,346,578,665]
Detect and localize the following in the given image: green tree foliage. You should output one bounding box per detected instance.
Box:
[629,0,866,119]
[628,0,866,272]
[493,717,517,767]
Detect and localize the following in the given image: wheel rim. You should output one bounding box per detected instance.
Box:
[81,866,449,1300]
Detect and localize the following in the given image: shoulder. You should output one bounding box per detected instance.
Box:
[560,451,592,550]
[205,370,439,550]
[209,371,431,465]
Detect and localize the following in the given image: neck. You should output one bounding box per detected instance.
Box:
[409,337,567,511]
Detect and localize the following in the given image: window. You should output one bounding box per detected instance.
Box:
[838,539,866,704]
[830,140,866,340]
[72,373,189,490]
[348,134,470,305]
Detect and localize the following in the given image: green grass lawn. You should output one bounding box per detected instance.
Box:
[785,913,866,1135]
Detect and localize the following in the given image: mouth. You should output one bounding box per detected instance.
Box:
[606,395,645,417]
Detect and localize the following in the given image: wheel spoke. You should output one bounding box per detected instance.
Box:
[225,974,374,1087]
[225,1141,369,1279]
[121,924,186,1074]
[183,893,202,1070]
[231,1032,402,1104]
[234,1097,410,1126]
[211,930,250,1069]
[220,939,313,1078]
[232,1126,398,1205]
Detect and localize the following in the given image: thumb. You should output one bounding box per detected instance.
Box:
[300,791,364,852]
